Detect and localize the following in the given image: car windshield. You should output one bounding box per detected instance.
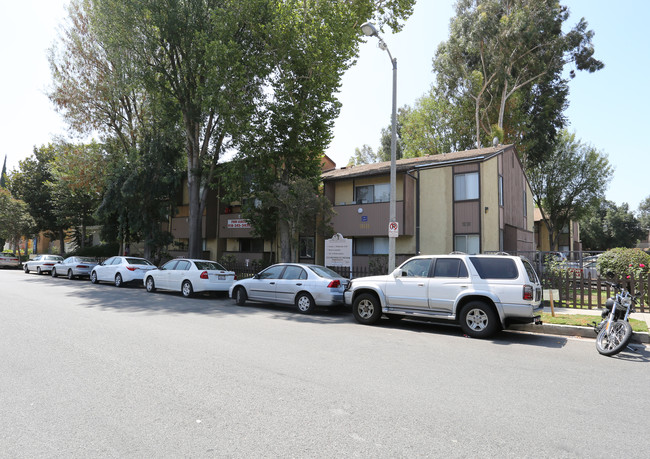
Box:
[126,258,153,265]
[78,257,96,263]
[194,261,226,271]
[46,256,63,261]
[308,265,341,279]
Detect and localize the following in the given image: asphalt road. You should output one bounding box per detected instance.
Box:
[1,269,649,458]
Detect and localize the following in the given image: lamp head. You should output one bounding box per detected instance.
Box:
[361,22,378,37]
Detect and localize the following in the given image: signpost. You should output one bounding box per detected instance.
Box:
[388,221,399,238]
[325,233,352,276]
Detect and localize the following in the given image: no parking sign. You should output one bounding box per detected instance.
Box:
[388,221,398,238]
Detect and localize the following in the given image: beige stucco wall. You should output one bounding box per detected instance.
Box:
[418,167,453,254]
[481,157,500,252]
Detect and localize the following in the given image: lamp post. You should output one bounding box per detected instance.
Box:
[361,22,397,272]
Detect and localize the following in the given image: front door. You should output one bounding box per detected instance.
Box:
[248,265,285,303]
[427,258,470,314]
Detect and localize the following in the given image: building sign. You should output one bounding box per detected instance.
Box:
[325,233,352,269]
[227,219,252,229]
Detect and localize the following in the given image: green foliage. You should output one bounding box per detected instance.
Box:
[432,0,603,154]
[528,130,612,250]
[580,200,645,250]
[348,144,383,166]
[67,242,120,258]
[0,189,36,254]
[597,248,650,281]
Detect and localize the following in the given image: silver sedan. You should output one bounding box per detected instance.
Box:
[229,263,349,314]
[51,256,99,280]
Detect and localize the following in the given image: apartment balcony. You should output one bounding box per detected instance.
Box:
[331,201,413,237]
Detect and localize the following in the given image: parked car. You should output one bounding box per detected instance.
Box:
[144,259,236,298]
[229,263,349,314]
[52,256,99,280]
[90,256,156,287]
[23,255,64,275]
[0,252,21,269]
[344,253,543,338]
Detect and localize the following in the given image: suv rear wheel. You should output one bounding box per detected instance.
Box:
[459,301,499,338]
[352,293,382,325]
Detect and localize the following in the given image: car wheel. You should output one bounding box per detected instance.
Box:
[51,268,57,277]
[295,292,316,314]
[352,293,382,325]
[37,267,42,275]
[145,276,156,293]
[90,271,98,284]
[234,287,247,306]
[67,269,75,280]
[114,273,123,287]
[181,280,193,298]
[24,265,30,273]
[459,301,500,339]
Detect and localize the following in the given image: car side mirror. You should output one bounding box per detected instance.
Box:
[391,268,404,277]
[254,273,260,279]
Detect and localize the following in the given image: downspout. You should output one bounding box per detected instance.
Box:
[406,169,420,255]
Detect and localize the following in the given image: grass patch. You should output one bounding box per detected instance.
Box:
[541,312,649,333]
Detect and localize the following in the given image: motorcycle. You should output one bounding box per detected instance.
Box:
[593,280,640,356]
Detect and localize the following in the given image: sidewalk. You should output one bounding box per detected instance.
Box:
[508,305,650,344]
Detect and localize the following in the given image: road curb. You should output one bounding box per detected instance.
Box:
[509,323,650,344]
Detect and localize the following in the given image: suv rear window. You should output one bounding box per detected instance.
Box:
[469,257,518,279]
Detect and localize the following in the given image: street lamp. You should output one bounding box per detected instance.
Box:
[361,22,397,272]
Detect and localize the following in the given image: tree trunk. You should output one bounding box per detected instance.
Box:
[59,229,65,255]
[279,219,291,262]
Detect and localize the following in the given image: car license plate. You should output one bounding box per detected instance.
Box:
[218,275,226,280]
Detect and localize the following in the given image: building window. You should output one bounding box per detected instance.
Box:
[454,172,479,201]
[299,237,315,258]
[355,183,390,204]
[498,175,504,206]
[354,237,389,255]
[240,238,264,252]
[523,188,527,217]
[455,234,480,255]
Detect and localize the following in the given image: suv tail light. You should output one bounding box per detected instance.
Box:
[523,285,534,301]
[200,271,209,279]
[327,279,341,288]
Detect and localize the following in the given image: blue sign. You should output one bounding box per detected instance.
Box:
[361,216,368,222]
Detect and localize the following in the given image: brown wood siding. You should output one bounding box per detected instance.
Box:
[502,147,525,230]
[454,201,480,234]
[403,173,415,235]
[453,163,479,174]
[324,182,335,204]
[330,201,408,237]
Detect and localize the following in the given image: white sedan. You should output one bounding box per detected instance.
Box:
[90,256,156,287]
[144,259,236,297]
[0,253,21,269]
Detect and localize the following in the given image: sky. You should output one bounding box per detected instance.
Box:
[1,0,648,211]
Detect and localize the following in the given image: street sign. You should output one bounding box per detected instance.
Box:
[388,221,398,238]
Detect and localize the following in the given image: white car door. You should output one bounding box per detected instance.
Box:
[427,258,470,314]
[170,260,191,292]
[385,258,433,309]
[100,257,119,282]
[156,260,177,289]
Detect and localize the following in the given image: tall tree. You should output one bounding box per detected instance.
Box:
[48,141,107,250]
[639,196,650,232]
[348,144,382,166]
[0,155,6,188]
[581,200,645,250]
[528,130,612,250]
[231,0,415,262]
[89,0,275,258]
[0,190,35,258]
[433,0,603,153]
[9,144,67,254]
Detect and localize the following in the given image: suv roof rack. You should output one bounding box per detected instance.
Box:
[449,251,467,255]
[494,251,511,256]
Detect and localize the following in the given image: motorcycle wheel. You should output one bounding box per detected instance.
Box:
[596,320,633,356]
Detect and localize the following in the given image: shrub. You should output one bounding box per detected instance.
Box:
[597,248,650,280]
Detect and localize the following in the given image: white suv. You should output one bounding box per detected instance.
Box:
[344,254,542,338]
